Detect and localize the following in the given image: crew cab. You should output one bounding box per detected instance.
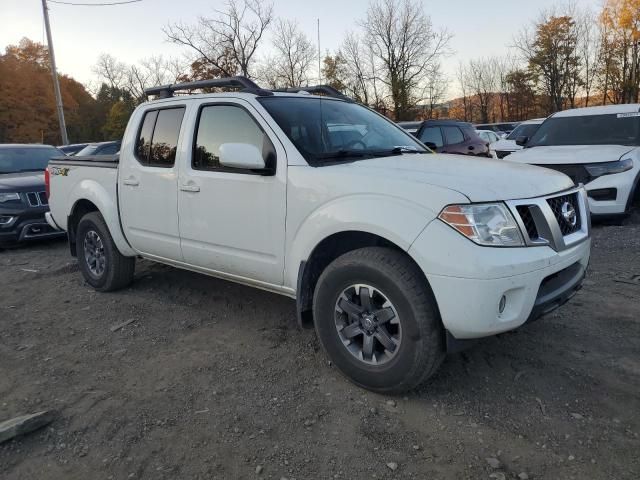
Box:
[46,77,591,392]
[507,105,640,218]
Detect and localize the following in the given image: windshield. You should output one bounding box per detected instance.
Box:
[507,123,542,140]
[258,97,427,164]
[0,146,62,174]
[527,114,640,147]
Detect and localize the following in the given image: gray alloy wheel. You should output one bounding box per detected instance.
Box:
[334,283,402,365]
[83,229,106,277]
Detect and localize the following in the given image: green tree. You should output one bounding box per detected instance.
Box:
[102,101,133,139]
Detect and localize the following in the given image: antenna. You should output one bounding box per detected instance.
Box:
[317,18,321,84]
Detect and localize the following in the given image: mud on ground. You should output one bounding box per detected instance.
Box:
[1,212,639,479]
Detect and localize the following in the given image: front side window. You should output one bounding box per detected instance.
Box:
[419,127,444,147]
[193,105,275,171]
[135,107,185,167]
[258,97,426,165]
[442,126,465,145]
[528,114,640,147]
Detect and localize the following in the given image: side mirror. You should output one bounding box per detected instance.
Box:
[515,136,529,147]
[219,143,266,170]
[424,142,438,150]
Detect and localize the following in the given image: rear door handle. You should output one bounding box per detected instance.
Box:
[123,177,139,186]
[180,183,200,193]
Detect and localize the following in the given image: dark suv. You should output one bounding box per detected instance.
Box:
[0,144,66,246]
[399,120,490,157]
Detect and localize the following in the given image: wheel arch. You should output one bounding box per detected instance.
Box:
[67,179,135,257]
[295,230,433,329]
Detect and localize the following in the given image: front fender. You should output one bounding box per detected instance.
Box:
[284,194,437,289]
[69,179,136,257]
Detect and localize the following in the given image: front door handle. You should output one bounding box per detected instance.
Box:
[123,177,139,186]
[180,183,200,193]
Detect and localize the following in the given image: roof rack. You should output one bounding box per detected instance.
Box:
[144,76,273,99]
[271,85,353,102]
[144,76,353,102]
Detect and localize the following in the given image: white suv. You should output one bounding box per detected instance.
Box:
[507,105,640,218]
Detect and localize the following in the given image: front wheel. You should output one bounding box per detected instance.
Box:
[76,211,135,292]
[313,247,445,393]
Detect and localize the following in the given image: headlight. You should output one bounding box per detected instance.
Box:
[0,192,20,203]
[585,159,633,178]
[438,203,524,247]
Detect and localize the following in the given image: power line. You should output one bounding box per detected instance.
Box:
[47,0,141,6]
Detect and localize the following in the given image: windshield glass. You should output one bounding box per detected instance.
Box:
[0,146,62,174]
[507,123,542,140]
[258,97,427,164]
[527,114,640,147]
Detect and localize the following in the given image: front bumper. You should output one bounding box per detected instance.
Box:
[584,167,639,216]
[409,219,591,340]
[0,208,66,245]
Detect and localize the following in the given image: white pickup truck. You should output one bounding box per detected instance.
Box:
[46,77,591,392]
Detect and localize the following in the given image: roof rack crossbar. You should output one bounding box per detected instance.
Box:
[272,85,353,102]
[145,76,263,98]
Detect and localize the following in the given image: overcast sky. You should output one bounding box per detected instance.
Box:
[1,0,602,98]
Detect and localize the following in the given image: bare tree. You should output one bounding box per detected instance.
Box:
[418,63,448,118]
[269,19,316,87]
[575,7,600,106]
[456,62,471,121]
[92,53,127,90]
[465,58,499,123]
[362,0,451,120]
[164,0,273,79]
[341,32,382,107]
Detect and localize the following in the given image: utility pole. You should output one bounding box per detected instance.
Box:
[41,0,69,145]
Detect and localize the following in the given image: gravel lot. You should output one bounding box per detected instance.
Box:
[1,212,639,480]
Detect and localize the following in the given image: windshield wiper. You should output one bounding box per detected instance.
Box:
[317,146,425,160]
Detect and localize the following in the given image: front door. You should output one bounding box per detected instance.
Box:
[177,101,287,286]
[119,106,186,261]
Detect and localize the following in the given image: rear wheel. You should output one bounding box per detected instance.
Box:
[313,247,445,393]
[76,212,135,291]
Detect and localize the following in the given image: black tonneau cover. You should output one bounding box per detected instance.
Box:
[49,154,119,168]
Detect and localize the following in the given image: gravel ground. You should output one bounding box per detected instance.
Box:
[1,211,639,480]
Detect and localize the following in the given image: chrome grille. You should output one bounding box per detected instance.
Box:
[547,193,581,235]
[507,187,589,252]
[26,191,47,207]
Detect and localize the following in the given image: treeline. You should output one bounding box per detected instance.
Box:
[1,0,638,144]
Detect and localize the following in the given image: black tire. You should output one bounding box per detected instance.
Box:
[76,211,135,292]
[313,247,445,393]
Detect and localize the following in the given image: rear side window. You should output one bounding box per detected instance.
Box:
[135,107,185,167]
[419,127,444,147]
[442,126,465,145]
[193,104,274,172]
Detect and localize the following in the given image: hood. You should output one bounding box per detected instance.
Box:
[492,139,520,152]
[507,145,637,165]
[0,171,45,192]
[343,153,574,202]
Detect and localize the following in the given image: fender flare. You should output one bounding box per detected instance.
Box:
[68,179,136,257]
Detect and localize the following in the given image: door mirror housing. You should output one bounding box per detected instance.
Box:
[219,143,266,170]
[515,135,529,147]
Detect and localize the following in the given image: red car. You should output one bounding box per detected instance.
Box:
[399,120,491,157]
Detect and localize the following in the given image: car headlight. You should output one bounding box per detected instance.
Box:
[584,159,633,178]
[0,192,20,203]
[438,203,524,247]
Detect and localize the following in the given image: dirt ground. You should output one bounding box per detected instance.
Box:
[1,213,639,480]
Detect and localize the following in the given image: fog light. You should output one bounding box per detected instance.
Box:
[0,215,14,225]
[498,295,506,314]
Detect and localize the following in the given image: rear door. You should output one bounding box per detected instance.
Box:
[177,100,287,285]
[119,106,186,260]
[441,125,468,154]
